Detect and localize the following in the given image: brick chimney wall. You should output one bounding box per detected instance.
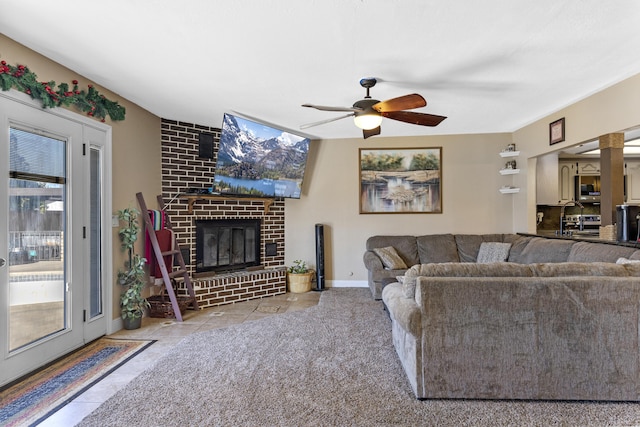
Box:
[157,118,286,307]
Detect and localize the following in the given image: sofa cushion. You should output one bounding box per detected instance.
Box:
[402,262,534,299]
[530,262,630,277]
[416,234,459,263]
[366,235,419,267]
[508,237,575,264]
[568,241,639,263]
[373,246,408,269]
[454,234,505,262]
[624,263,640,276]
[506,236,534,262]
[502,233,524,244]
[616,259,640,276]
[410,262,535,278]
[476,242,511,263]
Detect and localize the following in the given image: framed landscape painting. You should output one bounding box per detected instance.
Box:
[359,147,442,214]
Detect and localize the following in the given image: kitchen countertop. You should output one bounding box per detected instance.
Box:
[521,232,640,248]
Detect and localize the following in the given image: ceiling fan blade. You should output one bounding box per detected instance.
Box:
[382,111,447,127]
[363,126,381,139]
[302,103,361,113]
[372,94,426,113]
[300,113,354,129]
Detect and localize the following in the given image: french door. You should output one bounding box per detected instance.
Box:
[0,91,111,386]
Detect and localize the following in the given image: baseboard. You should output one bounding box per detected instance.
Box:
[326,280,368,288]
[110,317,123,334]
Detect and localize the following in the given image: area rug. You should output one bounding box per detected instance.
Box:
[77,288,640,427]
[0,337,154,427]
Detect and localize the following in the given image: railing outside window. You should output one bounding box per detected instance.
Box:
[8,231,62,263]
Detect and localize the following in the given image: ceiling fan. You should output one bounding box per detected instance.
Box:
[301,77,447,139]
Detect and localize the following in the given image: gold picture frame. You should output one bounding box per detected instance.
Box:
[359,147,442,214]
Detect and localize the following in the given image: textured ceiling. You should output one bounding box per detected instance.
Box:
[1,0,640,140]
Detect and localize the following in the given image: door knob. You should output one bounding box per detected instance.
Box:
[0,258,5,268]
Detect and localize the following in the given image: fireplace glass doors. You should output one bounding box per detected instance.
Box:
[195,219,261,273]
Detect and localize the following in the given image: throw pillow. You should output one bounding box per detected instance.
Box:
[476,242,511,263]
[373,246,408,270]
[616,257,640,264]
[401,275,417,299]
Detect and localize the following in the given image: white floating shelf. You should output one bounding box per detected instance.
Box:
[499,151,520,158]
[499,187,521,194]
[499,168,520,175]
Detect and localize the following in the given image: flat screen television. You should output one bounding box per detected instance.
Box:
[213,113,310,199]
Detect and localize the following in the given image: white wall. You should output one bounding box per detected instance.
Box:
[1,34,163,322]
[285,132,513,285]
[286,73,640,286]
[512,73,640,233]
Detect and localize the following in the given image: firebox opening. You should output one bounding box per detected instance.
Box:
[195,219,261,273]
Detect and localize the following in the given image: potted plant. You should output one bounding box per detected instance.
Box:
[286,260,315,293]
[117,207,150,329]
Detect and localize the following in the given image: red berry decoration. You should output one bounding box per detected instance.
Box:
[0,61,124,121]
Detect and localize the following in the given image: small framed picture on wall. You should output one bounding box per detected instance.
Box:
[549,117,565,145]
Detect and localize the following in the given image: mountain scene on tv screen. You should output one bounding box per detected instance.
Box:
[214,114,310,197]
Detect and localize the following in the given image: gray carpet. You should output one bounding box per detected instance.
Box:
[79,288,640,426]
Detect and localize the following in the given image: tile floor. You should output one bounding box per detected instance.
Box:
[39,291,321,426]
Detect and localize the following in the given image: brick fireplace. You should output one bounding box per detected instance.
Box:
[158,119,287,308]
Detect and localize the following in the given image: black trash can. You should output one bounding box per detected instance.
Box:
[616,205,640,242]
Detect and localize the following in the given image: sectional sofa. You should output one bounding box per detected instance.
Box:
[365,233,640,400]
[363,233,640,299]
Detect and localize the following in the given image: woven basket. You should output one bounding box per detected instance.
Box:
[287,271,315,293]
[148,292,191,318]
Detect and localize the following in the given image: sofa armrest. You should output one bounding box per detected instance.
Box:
[382,282,421,337]
[363,250,384,271]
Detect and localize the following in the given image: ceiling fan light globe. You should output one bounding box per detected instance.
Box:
[354,114,383,130]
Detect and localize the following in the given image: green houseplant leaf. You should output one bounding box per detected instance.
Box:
[117,207,149,322]
[287,260,309,274]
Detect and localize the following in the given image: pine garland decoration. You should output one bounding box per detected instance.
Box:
[0,60,125,122]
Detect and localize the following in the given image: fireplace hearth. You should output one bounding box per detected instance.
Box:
[195,219,261,273]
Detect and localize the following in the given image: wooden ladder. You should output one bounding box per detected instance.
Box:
[136,192,198,321]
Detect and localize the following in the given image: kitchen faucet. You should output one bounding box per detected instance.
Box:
[559,200,584,235]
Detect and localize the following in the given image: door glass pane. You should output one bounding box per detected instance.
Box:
[89,147,102,318]
[8,128,66,351]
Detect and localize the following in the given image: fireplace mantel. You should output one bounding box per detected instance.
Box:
[180,194,275,213]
